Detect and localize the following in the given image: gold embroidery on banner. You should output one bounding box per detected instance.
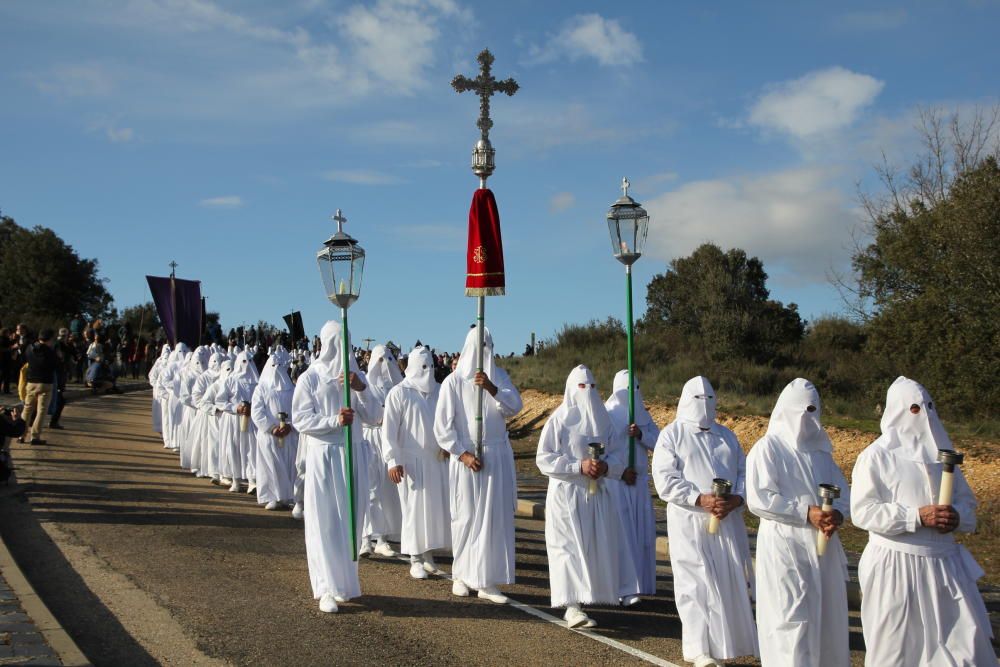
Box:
[473,245,487,264]
[466,271,504,277]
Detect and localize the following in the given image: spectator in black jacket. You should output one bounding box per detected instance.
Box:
[21,329,58,445]
[1,404,25,483]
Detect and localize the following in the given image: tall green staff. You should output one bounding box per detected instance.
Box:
[452,49,518,466]
[605,178,649,471]
[316,208,367,561]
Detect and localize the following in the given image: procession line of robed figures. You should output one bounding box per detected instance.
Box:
[147,325,996,667]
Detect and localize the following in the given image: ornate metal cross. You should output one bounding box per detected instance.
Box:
[169,260,178,278]
[452,49,519,142]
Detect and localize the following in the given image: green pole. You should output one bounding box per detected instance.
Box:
[625,264,636,470]
[341,307,357,561]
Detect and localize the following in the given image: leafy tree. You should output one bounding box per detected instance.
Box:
[120,302,162,338]
[0,215,114,327]
[643,243,804,362]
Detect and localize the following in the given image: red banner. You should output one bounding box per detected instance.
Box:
[465,188,506,297]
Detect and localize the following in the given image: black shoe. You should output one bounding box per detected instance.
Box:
[50,423,64,430]
[16,437,25,444]
[30,438,46,445]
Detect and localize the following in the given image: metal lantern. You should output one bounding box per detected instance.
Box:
[605,177,649,472]
[607,177,649,265]
[317,209,365,310]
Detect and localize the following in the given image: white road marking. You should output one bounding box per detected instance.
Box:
[388,554,682,667]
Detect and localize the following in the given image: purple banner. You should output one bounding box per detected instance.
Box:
[146,276,203,348]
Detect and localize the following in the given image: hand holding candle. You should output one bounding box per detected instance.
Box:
[277,411,288,447]
[587,443,605,499]
[707,478,733,534]
[238,401,251,432]
[937,449,964,505]
[816,483,841,557]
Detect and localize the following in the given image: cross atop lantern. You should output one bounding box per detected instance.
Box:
[317,209,366,310]
[607,177,649,266]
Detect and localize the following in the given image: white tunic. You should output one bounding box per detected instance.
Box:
[383,383,451,556]
[746,435,851,667]
[215,370,257,482]
[434,366,522,589]
[537,367,639,607]
[251,380,298,505]
[193,370,221,478]
[652,420,758,662]
[852,443,994,666]
[292,365,377,600]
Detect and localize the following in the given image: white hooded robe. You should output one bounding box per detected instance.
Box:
[851,377,995,666]
[382,347,451,556]
[433,326,522,590]
[361,344,403,542]
[251,348,298,505]
[537,365,639,608]
[746,378,851,667]
[651,376,758,662]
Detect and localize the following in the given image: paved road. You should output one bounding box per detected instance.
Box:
[0,391,868,666]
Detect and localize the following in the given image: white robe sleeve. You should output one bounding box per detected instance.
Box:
[604,423,627,481]
[651,427,702,507]
[746,440,810,526]
[733,434,748,499]
[434,380,468,458]
[250,385,273,433]
[215,378,237,414]
[350,376,380,427]
[382,390,404,469]
[850,447,921,535]
[200,382,219,415]
[291,375,343,437]
[535,417,581,479]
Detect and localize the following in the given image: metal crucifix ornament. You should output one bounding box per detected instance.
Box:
[452,49,519,186]
[452,49,518,465]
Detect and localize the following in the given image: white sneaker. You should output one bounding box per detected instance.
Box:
[693,655,721,667]
[318,594,338,613]
[422,556,441,575]
[477,586,508,604]
[409,562,428,579]
[291,503,304,520]
[564,605,588,629]
[334,595,347,603]
[228,480,241,493]
[358,540,373,558]
[265,501,279,511]
[621,594,641,607]
[220,477,232,485]
[247,482,257,495]
[373,541,396,558]
[451,580,470,597]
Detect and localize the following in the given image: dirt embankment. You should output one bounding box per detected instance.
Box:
[510,389,1000,511]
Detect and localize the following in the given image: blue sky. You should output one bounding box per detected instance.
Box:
[2,1,998,354]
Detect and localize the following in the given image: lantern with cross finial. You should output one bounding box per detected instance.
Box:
[604,177,650,471]
[317,209,366,310]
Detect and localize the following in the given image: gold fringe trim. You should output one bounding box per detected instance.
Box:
[465,287,506,297]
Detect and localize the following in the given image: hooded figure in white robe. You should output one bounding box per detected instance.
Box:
[851,377,994,666]
[191,352,223,479]
[203,357,233,482]
[178,346,210,472]
[291,320,379,613]
[605,369,660,600]
[148,344,171,433]
[652,376,758,666]
[215,350,259,492]
[383,346,450,579]
[159,343,189,450]
[433,326,523,603]
[251,347,298,510]
[537,365,639,629]
[746,378,851,667]
[360,344,403,555]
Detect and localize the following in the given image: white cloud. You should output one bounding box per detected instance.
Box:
[748,67,885,139]
[549,192,576,213]
[525,14,642,66]
[200,195,244,208]
[33,63,115,97]
[835,9,908,32]
[323,169,401,185]
[643,167,853,281]
[106,126,135,143]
